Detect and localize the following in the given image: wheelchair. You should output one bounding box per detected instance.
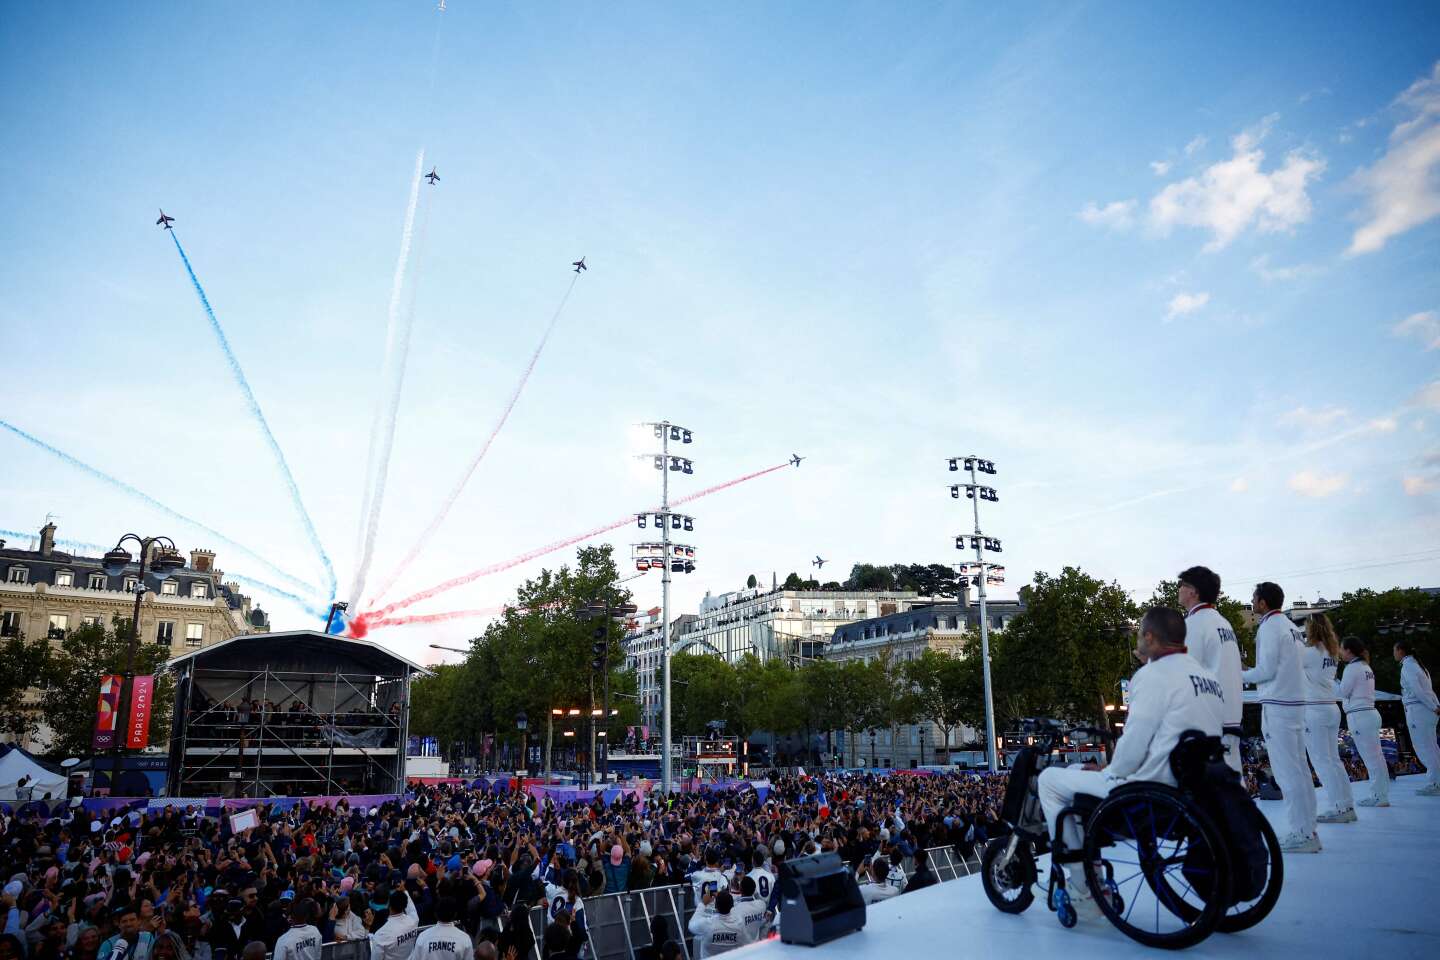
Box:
[980,720,1283,950]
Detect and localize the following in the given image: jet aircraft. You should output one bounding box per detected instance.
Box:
[790,454,804,467]
[572,257,587,274]
[425,167,440,185]
[813,556,827,569]
[155,210,175,229]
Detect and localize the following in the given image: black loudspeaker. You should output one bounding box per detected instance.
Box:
[778,851,866,946]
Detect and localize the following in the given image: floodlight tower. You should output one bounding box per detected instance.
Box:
[635,421,695,795]
[949,455,1002,773]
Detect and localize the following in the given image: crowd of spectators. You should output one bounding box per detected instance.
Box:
[0,771,1008,960]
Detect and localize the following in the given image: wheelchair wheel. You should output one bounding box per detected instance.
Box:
[1083,785,1230,950]
[1150,808,1284,933]
[981,836,1036,914]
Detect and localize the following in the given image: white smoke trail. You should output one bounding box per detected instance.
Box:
[350,149,426,607]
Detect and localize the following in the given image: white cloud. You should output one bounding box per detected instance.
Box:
[1184,135,1207,156]
[1412,380,1440,410]
[1288,470,1349,497]
[1150,160,1172,176]
[1403,475,1438,495]
[1279,404,1348,430]
[1164,291,1210,320]
[1367,416,1399,433]
[1078,199,1136,230]
[1349,62,1440,255]
[1229,477,1249,493]
[1392,310,1440,350]
[1250,253,1319,282]
[1150,116,1325,250]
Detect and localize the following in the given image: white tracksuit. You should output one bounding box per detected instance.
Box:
[1301,643,1353,813]
[688,907,753,957]
[1185,604,1245,772]
[368,894,419,960]
[1243,611,1315,840]
[1339,658,1389,802]
[1038,650,1225,849]
[1400,655,1440,787]
[408,921,472,960]
[273,925,322,960]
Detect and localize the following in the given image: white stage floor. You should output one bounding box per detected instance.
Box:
[742,775,1440,958]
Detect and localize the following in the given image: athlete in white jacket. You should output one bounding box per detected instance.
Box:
[688,891,753,957]
[1301,613,1354,822]
[407,902,471,960]
[368,890,419,960]
[1242,583,1319,852]
[1395,638,1440,795]
[1339,636,1389,806]
[1179,566,1244,772]
[1038,607,1226,854]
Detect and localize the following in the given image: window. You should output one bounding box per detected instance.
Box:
[155,621,175,646]
[6,566,28,584]
[47,614,69,639]
[88,573,108,590]
[81,615,102,628]
[189,582,208,600]
[123,577,139,593]
[185,623,204,646]
[1,612,19,637]
[160,580,178,596]
[54,570,74,587]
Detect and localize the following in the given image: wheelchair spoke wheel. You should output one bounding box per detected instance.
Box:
[1216,809,1283,932]
[1084,786,1229,950]
[981,837,1036,914]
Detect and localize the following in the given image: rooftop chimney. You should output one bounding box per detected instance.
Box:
[39,522,56,558]
[190,548,216,573]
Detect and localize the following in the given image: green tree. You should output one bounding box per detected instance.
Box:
[799,659,847,764]
[782,572,805,590]
[845,564,897,591]
[746,574,758,589]
[41,619,173,758]
[0,632,50,742]
[992,567,1138,731]
[671,652,740,736]
[903,647,980,759]
[1332,588,1440,693]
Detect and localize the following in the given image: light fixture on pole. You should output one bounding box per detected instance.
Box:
[948,455,1002,774]
[635,420,695,795]
[515,710,528,777]
[100,534,186,792]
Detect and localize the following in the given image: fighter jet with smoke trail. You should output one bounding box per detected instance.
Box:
[155,209,175,230]
[790,454,804,466]
[425,167,440,185]
[572,257,587,274]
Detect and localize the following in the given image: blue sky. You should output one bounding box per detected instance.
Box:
[2,1,1438,664]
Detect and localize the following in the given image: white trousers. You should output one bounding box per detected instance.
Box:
[1038,765,1111,850]
[1263,704,1315,838]
[1304,703,1354,813]
[1346,707,1389,802]
[1405,704,1440,787]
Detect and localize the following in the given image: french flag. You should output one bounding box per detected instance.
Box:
[815,781,830,819]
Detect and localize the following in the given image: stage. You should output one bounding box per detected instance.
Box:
[744,775,1440,958]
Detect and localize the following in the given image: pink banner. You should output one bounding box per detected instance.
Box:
[93,675,123,751]
[126,675,155,748]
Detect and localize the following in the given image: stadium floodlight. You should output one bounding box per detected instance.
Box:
[635,421,697,796]
[637,514,647,529]
[946,454,1004,773]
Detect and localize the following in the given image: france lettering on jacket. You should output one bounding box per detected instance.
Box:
[426,943,456,954]
[1189,675,1224,701]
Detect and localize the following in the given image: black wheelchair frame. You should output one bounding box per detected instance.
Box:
[979,720,1282,950]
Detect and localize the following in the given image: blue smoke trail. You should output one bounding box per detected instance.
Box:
[0,419,320,599]
[0,527,328,619]
[169,231,337,603]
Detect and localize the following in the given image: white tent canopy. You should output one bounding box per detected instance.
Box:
[0,748,67,802]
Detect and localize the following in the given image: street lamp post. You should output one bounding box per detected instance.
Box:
[100,534,185,793]
[919,725,926,767]
[516,710,528,777]
[949,456,1003,774]
[869,729,877,767]
[635,421,695,795]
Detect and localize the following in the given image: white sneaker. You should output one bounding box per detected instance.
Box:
[1357,796,1391,807]
[1418,783,1440,797]
[1317,808,1357,823]
[1279,832,1322,853]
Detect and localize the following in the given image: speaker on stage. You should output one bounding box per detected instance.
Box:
[778,851,866,946]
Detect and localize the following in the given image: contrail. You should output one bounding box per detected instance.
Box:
[351,149,427,608]
[0,430,319,598]
[368,273,582,604]
[170,231,336,602]
[355,461,790,627]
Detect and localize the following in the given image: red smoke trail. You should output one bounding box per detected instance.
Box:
[353,461,789,628]
[368,273,581,605]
